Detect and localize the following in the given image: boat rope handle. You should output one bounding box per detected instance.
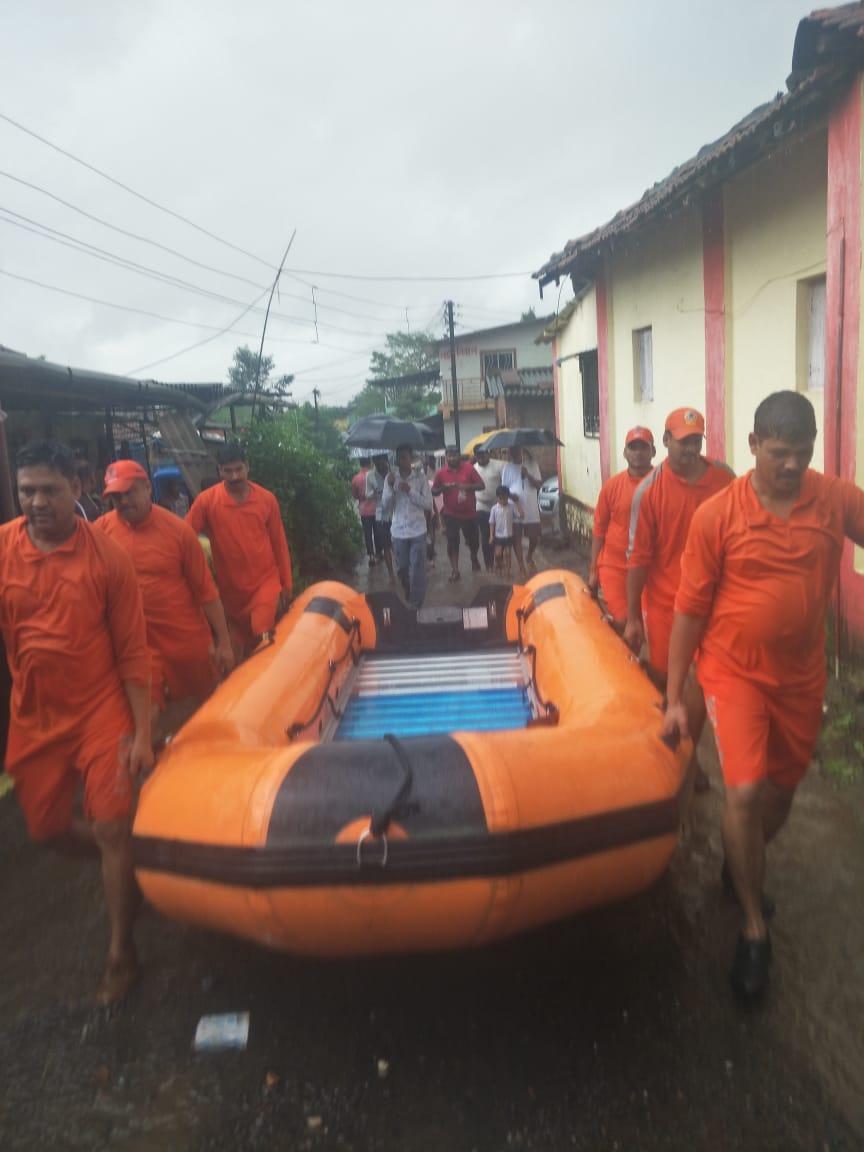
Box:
[286,619,361,740]
[369,734,414,839]
[522,643,559,723]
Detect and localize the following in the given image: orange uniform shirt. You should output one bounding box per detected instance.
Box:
[594,469,647,571]
[627,458,734,612]
[96,504,218,665]
[675,470,864,693]
[0,518,149,764]
[186,482,293,619]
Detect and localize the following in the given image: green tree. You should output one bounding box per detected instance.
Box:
[245,417,361,588]
[352,330,441,419]
[520,308,537,322]
[228,345,294,401]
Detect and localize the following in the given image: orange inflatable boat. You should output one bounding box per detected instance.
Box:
[133,571,693,956]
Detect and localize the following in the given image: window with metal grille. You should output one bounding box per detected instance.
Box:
[579,350,600,438]
[482,349,516,377]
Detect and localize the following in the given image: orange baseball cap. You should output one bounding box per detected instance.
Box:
[625,426,654,447]
[664,408,705,440]
[103,460,149,494]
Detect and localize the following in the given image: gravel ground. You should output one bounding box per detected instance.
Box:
[1,534,862,1151]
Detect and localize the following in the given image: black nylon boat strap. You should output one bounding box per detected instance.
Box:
[370,734,415,838]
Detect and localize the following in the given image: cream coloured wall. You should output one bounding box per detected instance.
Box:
[724,127,828,472]
[555,288,601,505]
[605,205,707,460]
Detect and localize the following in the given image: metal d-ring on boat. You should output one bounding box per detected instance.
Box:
[132,572,693,957]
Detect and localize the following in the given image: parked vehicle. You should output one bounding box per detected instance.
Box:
[539,475,559,533]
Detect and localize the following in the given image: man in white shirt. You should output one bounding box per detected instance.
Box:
[473,446,504,571]
[382,444,434,608]
[501,447,542,577]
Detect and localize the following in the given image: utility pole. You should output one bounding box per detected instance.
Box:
[446,300,461,452]
[312,387,320,431]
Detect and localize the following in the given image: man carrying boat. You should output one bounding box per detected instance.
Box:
[187,442,293,660]
[624,408,734,781]
[588,426,656,628]
[663,391,864,998]
[0,440,151,1004]
[96,460,234,741]
[382,444,433,608]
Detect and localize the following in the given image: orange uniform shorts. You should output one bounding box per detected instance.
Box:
[701,673,823,791]
[8,695,134,841]
[598,565,627,622]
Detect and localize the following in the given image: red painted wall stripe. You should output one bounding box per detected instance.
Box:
[826,75,864,644]
[702,187,726,460]
[596,267,611,483]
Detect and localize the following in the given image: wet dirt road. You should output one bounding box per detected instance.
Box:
[1,540,862,1151]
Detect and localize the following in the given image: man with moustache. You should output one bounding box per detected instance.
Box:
[97,460,234,739]
[187,442,293,660]
[624,408,734,784]
[0,441,151,1003]
[663,392,864,998]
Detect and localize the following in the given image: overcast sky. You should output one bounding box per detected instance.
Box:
[1,0,816,403]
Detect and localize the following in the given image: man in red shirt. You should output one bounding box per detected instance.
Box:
[432,446,485,583]
[0,441,151,1003]
[97,461,234,740]
[186,443,293,659]
[625,408,734,776]
[588,426,656,627]
[664,392,864,998]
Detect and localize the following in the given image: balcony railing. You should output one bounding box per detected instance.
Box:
[439,376,490,408]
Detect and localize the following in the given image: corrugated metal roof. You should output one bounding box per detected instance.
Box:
[0,348,209,412]
[486,367,554,398]
[535,5,864,289]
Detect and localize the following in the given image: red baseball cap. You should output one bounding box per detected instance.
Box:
[625,426,654,447]
[103,460,149,495]
[664,408,705,440]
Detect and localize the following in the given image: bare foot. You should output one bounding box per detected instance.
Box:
[95,950,140,1006]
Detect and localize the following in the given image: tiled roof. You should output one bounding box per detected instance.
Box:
[535,5,864,288]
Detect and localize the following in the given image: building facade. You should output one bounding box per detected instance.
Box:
[437,316,553,449]
[535,4,864,651]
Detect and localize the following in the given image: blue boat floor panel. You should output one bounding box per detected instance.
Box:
[335,687,532,741]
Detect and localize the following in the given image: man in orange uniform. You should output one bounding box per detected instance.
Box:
[624,408,734,773]
[587,426,656,627]
[186,442,293,659]
[96,461,234,738]
[0,441,152,1004]
[663,392,864,998]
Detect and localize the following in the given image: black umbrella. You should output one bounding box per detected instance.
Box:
[481,427,564,452]
[344,415,428,450]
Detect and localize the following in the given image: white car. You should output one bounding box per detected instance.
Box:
[539,475,559,532]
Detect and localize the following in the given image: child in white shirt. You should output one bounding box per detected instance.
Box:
[488,485,516,576]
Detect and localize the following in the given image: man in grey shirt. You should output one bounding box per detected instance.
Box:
[382,444,433,608]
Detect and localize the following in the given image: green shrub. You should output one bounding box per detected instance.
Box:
[245,418,362,590]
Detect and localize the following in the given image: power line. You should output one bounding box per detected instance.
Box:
[282,266,532,283]
[0,267,373,350]
[0,110,277,272]
[0,119,531,286]
[0,176,411,327]
[0,205,399,338]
